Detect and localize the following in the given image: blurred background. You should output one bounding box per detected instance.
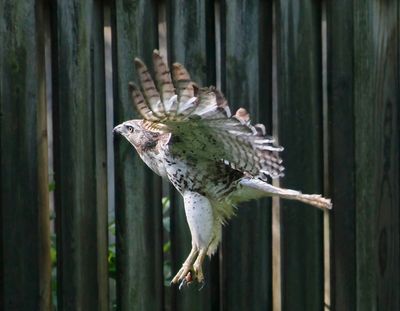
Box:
[0,0,399,310]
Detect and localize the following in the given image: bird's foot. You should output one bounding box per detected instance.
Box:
[177,275,205,291]
[171,263,193,286]
[171,264,205,289]
[171,248,207,288]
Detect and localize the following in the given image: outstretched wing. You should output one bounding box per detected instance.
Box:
[130,50,284,180]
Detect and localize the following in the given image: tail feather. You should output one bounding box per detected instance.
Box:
[236,178,332,210]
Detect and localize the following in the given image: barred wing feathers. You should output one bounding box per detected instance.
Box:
[130,50,284,180]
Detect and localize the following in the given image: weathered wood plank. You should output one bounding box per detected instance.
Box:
[51,0,108,309]
[220,0,273,310]
[112,0,164,310]
[275,1,324,310]
[326,2,356,310]
[92,2,109,310]
[167,0,219,309]
[0,0,51,309]
[353,1,399,310]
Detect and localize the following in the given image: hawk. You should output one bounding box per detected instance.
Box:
[114,50,332,288]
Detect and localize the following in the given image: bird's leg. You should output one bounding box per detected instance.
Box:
[172,191,214,287]
[193,248,207,283]
[171,245,198,284]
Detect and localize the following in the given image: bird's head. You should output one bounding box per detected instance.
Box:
[113,119,146,150]
[113,119,166,154]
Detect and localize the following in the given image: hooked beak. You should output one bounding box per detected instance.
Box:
[113,124,124,135]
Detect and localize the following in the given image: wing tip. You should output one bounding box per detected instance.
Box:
[254,124,266,136]
[153,49,169,65]
[172,62,191,81]
[235,108,250,122]
[153,49,163,62]
[172,62,183,69]
[134,57,145,68]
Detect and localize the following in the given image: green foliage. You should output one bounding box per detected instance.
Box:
[48,182,56,192]
[108,221,116,280]
[162,196,172,285]
[49,196,172,308]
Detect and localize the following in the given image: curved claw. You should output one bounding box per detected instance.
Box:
[198,280,206,291]
[178,271,194,290]
[179,278,188,291]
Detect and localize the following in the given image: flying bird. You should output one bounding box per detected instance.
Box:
[113,50,332,288]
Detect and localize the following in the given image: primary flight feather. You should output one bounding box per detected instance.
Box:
[113,50,332,288]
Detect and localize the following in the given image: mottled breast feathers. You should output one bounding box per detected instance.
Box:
[130,50,285,181]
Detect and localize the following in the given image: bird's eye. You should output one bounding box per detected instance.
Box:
[127,126,134,133]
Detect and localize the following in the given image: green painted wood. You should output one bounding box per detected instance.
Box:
[0,0,51,309]
[353,1,399,310]
[51,0,108,309]
[220,1,273,310]
[275,1,324,310]
[326,2,356,311]
[167,1,219,309]
[112,0,164,310]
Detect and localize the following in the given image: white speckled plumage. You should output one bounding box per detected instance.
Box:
[113,50,332,287]
[183,192,214,251]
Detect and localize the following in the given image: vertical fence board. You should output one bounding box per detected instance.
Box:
[220,1,273,310]
[276,1,324,310]
[326,2,356,311]
[2,2,399,311]
[92,2,109,310]
[51,0,108,309]
[354,1,400,310]
[167,0,218,309]
[0,0,51,310]
[112,0,164,310]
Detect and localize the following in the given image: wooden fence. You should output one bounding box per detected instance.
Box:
[1,0,399,310]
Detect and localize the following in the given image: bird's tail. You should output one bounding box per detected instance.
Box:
[236,178,332,210]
